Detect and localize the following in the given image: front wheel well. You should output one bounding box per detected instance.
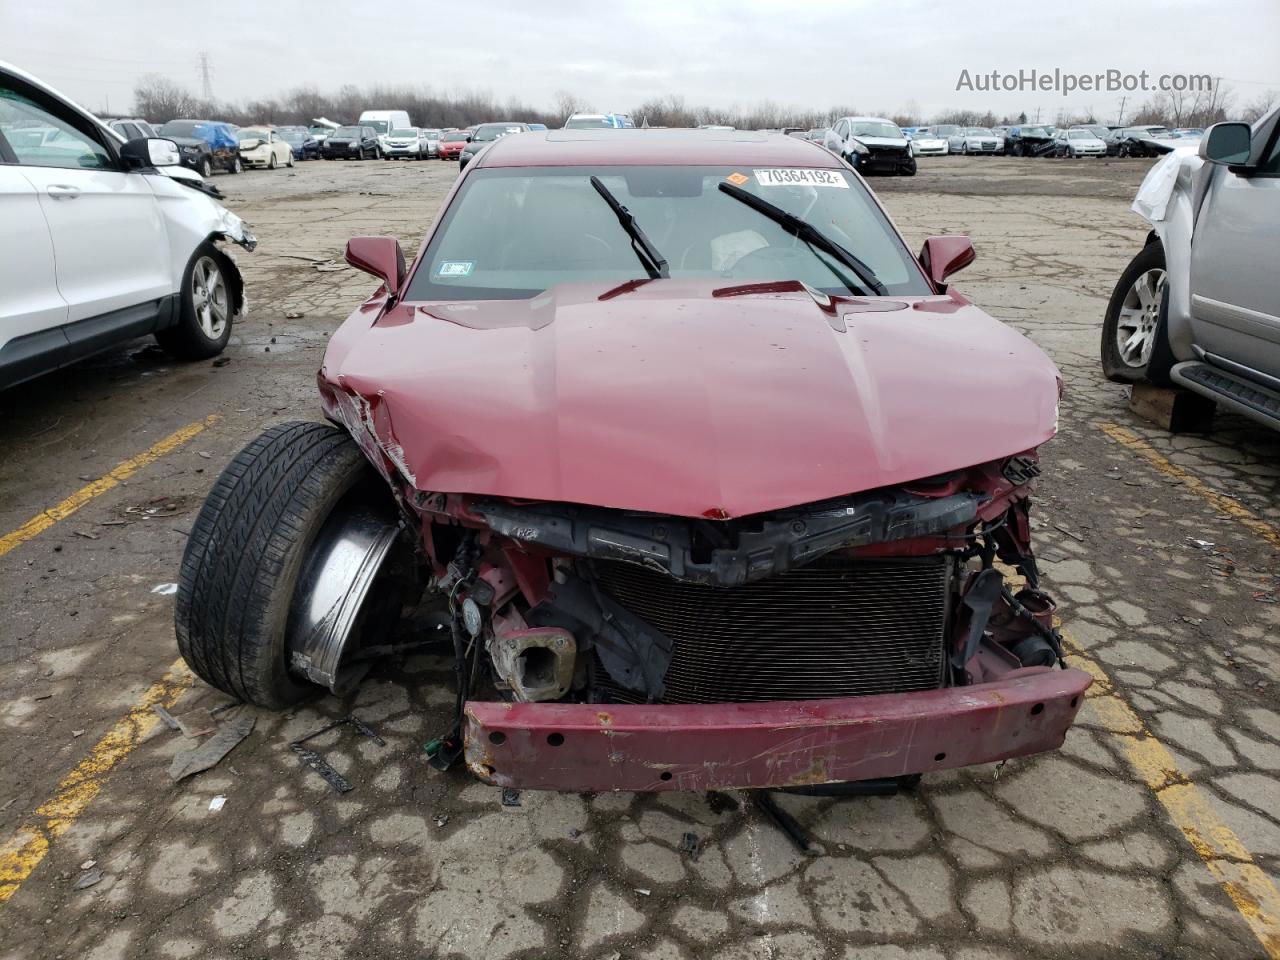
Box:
[203,236,245,316]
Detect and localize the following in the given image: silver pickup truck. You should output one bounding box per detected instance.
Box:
[1102,108,1280,430]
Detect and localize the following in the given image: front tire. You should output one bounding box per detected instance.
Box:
[175,423,387,708]
[228,156,243,174]
[156,244,235,360]
[1102,241,1166,383]
[198,156,213,178]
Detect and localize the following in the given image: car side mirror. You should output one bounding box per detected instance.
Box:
[120,137,180,169]
[919,236,976,287]
[1200,122,1253,168]
[345,237,407,299]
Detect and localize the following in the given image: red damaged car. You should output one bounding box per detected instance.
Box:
[175,129,1091,793]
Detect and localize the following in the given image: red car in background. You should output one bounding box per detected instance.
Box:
[438,129,471,160]
[176,130,1089,795]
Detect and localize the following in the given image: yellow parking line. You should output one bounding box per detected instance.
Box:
[0,659,193,904]
[1096,420,1280,550]
[0,415,220,559]
[1064,635,1280,956]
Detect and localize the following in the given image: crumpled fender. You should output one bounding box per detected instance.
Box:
[145,172,255,317]
[1130,147,1207,360]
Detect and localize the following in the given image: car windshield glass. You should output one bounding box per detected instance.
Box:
[363,120,389,134]
[444,132,469,142]
[334,126,361,138]
[1068,130,1092,139]
[1144,128,1170,137]
[473,124,524,141]
[280,130,304,142]
[423,129,442,137]
[1021,126,1048,136]
[406,165,930,301]
[849,122,900,138]
[967,127,992,135]
[237,130,268,142]
[391,128,417,137]
[565,116,615,129]
[159,121,201,137]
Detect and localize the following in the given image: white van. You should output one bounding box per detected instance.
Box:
[358,110,412,150]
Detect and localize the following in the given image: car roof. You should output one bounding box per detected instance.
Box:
[475,129,842,168]
[844,116,897,124]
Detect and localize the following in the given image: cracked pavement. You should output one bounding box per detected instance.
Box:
[0,155,1277,960]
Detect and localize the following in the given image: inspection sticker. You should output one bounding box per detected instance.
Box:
[436,260,474,277]
[754,168,848,188]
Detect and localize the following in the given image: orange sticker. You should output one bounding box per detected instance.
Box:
[726,172,749,186]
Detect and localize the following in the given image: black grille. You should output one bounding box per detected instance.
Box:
[594,556,951,704]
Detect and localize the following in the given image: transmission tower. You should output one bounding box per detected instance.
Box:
[198,52,213,101]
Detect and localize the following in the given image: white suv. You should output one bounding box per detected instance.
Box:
[0,61,255,390]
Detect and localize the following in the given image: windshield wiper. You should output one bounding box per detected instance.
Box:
[589,176,669,280]
[716,181,888,296]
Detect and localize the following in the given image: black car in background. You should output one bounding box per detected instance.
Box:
[321,125,380,160]
[156,119,243,176]
[279,126,320,160]
[1005,124,1056,156]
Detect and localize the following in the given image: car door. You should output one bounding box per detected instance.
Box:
[1187,119,1280,374]
[0,134,69,373]
[271,132,288,165]
[2,76,171,326]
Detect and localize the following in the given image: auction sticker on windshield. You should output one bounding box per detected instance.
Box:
[437,261,474,277]
[754,169,848,188]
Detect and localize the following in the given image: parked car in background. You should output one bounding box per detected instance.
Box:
[949,126,1001,154]
[1113,126,1181,157]
[527,123,548,131]
[824,116,916,175]
[321,125,380,160]
[910,128,949,156]
[420,128,442,156]
[438,129,470,160]
[175,127,1088,795]
[931,124,962,147]
[358,110,411,140]
[1101,111,1280,434]
[157,119,242,176]
[458,121,530,169]
[279,126,319,160]
[104,117,158,142]
[383,127,430,159]
[564,112,633,129]
[237,126,294,169]
[1053,128,1107,158]
[1005,125,1056,156]
[0,60,255,389]
[309,122,337,146]
[805,127,829,142]
[992,125,1011,144]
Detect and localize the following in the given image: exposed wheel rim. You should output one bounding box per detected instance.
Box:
[1116,266,1165,367]
[192,256,229,341]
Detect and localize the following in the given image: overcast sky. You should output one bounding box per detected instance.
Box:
[5,0,1278,122]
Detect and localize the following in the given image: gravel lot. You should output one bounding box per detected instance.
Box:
[1,154,1278,960]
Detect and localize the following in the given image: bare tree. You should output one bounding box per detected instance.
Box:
[554,89,592,123]
[133,74,202,122]
[1243,89,1280,123]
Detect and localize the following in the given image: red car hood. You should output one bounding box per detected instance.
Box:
[320,279,1059,518]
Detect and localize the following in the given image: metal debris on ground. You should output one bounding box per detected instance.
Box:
[751,790,818,856]
[72,869,103,890]
[151,583,178,595]
[501,787,522,807]
[288,714,384,794]
[679,831,703,861]
[1185,537,1215,550]
[1052,523,1086,542]
[79,859,96,871]
[169,714,255,782]
[433,814,449,827]
[634,888,651,896]
[153,705,181,731]
[209,700,242,716]
[208,795,227,812]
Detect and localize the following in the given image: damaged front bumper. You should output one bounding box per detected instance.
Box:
[465,664,1091,792]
